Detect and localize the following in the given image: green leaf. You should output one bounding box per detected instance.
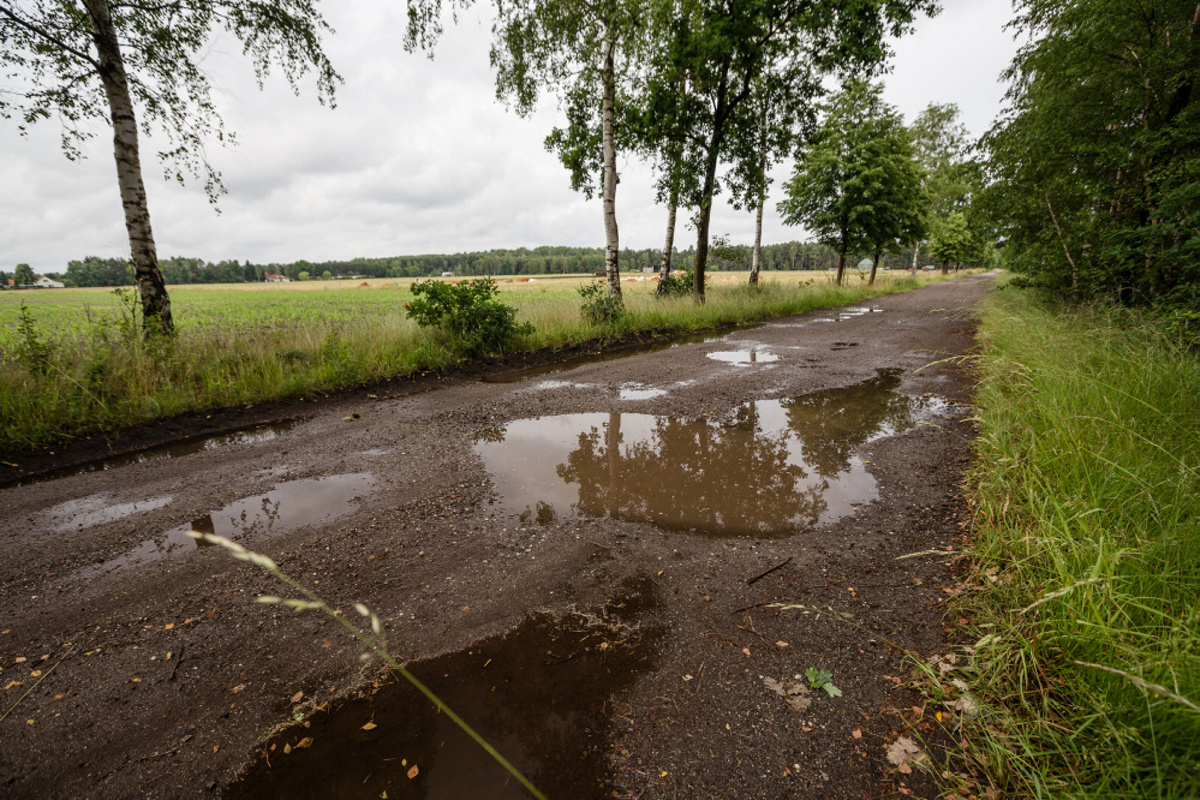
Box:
[806,667,842,697]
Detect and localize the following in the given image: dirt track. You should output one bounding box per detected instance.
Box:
[0,274,993,799]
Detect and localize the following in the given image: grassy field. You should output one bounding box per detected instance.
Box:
[0,269,948,450]
[958,286,1200,798]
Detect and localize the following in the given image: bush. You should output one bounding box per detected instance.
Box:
[657,269,696,298]
[578,280,624,325]
[404,278,532,357]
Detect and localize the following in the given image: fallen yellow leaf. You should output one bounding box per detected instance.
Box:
[362,721,378,731]
[164,623,174,630]
[407,765,419,779]
[294,737,314,750]
[852,729,863,739]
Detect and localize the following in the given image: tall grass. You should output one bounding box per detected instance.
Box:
[0,270,937,450]
[962,287,1200,797]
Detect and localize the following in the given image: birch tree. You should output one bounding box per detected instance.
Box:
[491,0,649,301]
[0,0,340,335]
[638,0,937,299]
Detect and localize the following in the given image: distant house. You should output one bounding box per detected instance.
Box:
[441,271,454,277]
[264,273,292,282]
[34,276,65,288]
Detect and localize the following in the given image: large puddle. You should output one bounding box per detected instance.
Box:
[13,418,308,486]
[77,473,375,579]
[477,369,941,537]
[226,578,660,800]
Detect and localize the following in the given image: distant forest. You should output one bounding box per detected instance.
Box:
[48,242,923,287]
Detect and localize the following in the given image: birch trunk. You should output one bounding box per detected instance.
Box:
[749,198,764,285]
[600,29,622,301]
[83,0,173,336]
[910,241,921,271]
[749,98,767,286]
[656,199,677,297]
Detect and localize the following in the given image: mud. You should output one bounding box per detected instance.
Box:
[0,274,994,799]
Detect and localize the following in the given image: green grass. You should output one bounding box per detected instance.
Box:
[0,269,947,451]
[960,286,1200,798]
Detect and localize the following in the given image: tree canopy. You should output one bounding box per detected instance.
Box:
[981,0,1200,307]
[636,0,938,297]
[778,78,926,285]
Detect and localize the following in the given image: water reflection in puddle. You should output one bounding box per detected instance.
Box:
[15,419,308,486]
[706,348,780,365]
[78,473,375,578]
[226,579,660,800]
[477,370,935,537]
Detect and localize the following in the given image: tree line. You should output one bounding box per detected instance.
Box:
[2,0,942,333]
[978,0,1199,312]
[31,241,932,288]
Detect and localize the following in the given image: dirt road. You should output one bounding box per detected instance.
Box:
[0,274,994,799]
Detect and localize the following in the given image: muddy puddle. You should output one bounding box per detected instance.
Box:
[41,493,174,533]
[14,418,308,486]
[477,369,945,537]
[226,578,660,800]
[705,346,780,365]
[77,473,375,579]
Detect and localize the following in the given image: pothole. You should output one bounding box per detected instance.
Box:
[41,493,174,533]
[476,369,938,537]
[76,473,375,579]
[225,578,660,800]
[705,347,780,365]
[618,385,668,401]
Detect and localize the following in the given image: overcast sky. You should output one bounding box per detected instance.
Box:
[2,0,1022,273]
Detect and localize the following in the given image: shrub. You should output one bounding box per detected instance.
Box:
[578,280,624,325]
[657,269,695,298]
[404,278,532,357]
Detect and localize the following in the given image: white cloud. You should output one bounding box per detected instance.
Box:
[1,0,1021,272]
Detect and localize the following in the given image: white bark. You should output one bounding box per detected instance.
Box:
[84,0,172,335]
[601,29,622,300]
[83,0,173,335]
[656,200,677,296]
[749,198,764,285]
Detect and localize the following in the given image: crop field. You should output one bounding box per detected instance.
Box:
[0,269,948,450]
[0,270,863,350]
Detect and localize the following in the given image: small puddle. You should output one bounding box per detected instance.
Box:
[619,385,668,401]
[706,348,780,365]
[14,419,308,486]
[78,473,375,578]
[225,578,660,800]
[42,493,174,533]
[477,369,936,537]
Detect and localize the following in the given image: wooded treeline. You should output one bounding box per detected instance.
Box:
[49,241,925,287]
[981,0,1200,311]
